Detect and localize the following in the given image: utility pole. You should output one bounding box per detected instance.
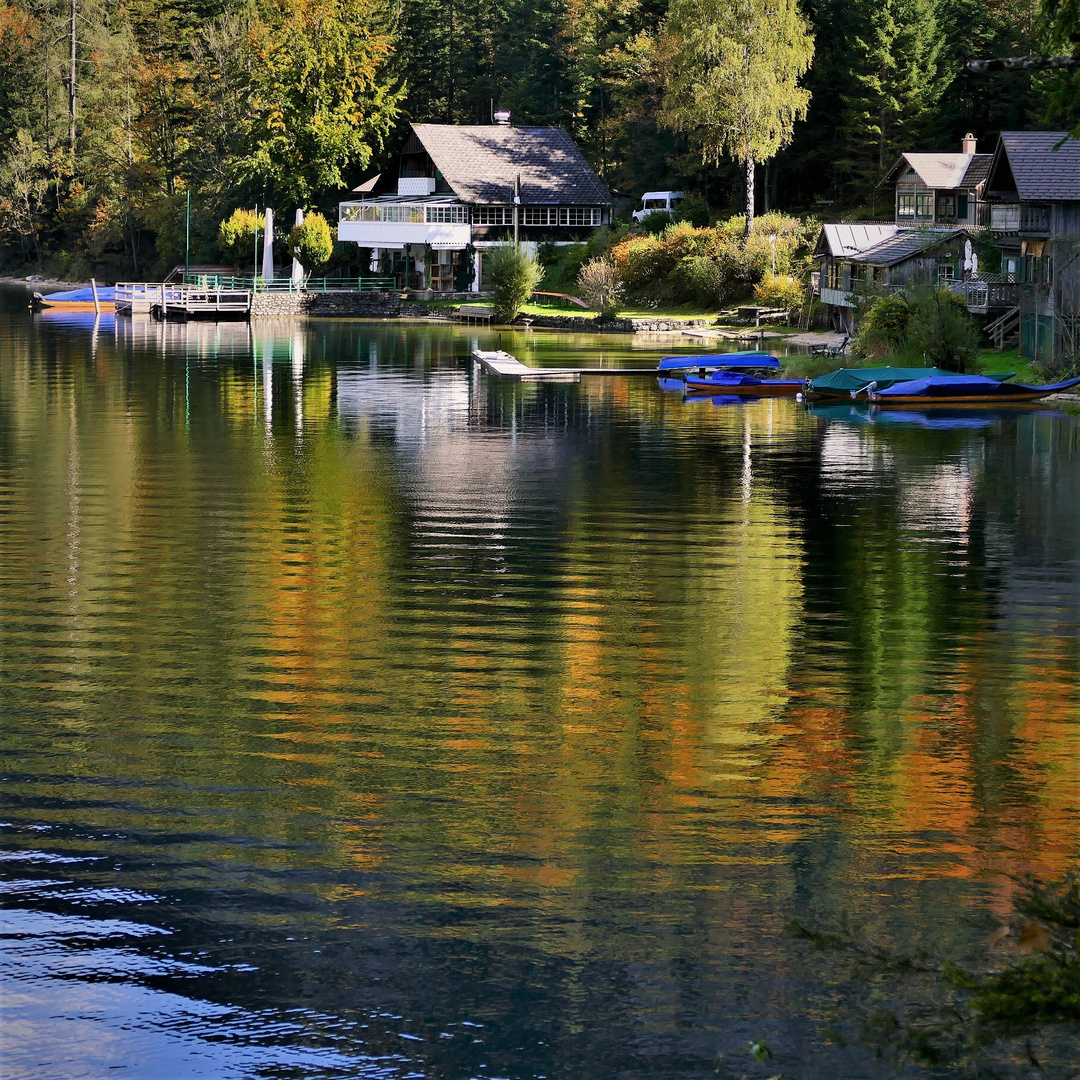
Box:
[68,0,77,155]
[185,191,191,278]
[513,173,520,247]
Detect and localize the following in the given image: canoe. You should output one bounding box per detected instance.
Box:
[657,351,780,372]
[34,286,116,312]
[868,373,1080,405]
[684,371,803,397]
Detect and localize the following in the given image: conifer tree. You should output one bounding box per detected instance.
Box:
[659,0,814,235]
[842,0,946,181]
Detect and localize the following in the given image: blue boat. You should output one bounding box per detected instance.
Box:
[684,370,803,397]
[869,373,1080,405]
[657,351,780,372]
[33,286,117,311]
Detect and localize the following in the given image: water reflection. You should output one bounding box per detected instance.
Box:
[1,294,1079,1078]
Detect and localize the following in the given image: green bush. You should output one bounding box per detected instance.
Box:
[673,193,710,227]
[539,243,588,292]
[217,208,264,270]
[639,210,673,235]
[673,255,722,305]
[486,244,544,322]
[577,257,623,318]
[906,287,980,372]
[286,212,334,278]
[853,294,912,359]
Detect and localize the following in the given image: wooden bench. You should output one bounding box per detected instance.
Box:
[454,305,494,325]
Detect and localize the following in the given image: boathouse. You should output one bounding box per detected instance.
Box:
[984,131,1080,363]
[338,122,612,293]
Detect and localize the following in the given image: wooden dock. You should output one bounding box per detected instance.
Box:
[472,350,581,382]
[116,282,251,319]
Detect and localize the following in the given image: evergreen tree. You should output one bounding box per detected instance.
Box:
[659,0,814,234]
[841,0,946,185]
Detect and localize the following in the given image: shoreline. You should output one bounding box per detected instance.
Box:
[1,275,89,292]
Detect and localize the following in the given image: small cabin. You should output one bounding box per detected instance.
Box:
[878,135,992,229]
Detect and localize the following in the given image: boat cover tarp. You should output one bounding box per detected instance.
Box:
[809,366,953,393]
[658,352,780,371]
[877,374,1080,398]
[40,286,117,303]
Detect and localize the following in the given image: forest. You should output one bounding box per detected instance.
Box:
[0,0,1074,279]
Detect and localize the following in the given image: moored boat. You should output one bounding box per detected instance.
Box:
[866,373,1080,405]
[683,370,803,397]
[32,286,117,312]
[657,351,780,373]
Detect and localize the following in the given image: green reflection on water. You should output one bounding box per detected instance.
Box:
[2,301,1079,1077]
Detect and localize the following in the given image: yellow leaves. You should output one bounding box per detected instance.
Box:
[1017,921,1052,954]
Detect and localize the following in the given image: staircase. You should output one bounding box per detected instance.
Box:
[985,306,1019,350]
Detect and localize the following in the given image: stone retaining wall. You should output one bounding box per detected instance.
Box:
[521,313,715,334]
[250,291,401,318]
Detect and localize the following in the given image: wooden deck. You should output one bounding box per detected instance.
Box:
[472,350,580,382]
[116,282,251,318]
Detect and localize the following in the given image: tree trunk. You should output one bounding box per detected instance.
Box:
[68,0,77,156]
[744,157,755,237]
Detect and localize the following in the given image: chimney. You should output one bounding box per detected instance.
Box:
[962,132,977,155]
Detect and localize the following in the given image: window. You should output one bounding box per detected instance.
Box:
[897,194,916,218]
[523,207,558,226]
[473,205,513,225]
[643,199,667,210]
[916,193,934,219]
[826,260,842,290]
[560,207,602,226]
[937,194,956,220]
[425,204,467,223]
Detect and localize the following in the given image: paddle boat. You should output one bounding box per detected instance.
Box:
[683,369,804,397]
[862,372,1080,405]
[32,285,116,312]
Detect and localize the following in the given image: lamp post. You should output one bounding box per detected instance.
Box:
[768,233,778,276]
[184,190,191,280]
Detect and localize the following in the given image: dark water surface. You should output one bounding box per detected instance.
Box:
[1,291,1079,1079]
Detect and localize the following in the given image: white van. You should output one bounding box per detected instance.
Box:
[632,191,684,223]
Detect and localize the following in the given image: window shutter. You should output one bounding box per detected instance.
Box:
[958,192,969,220]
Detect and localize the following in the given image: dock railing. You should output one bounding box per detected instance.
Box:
[181,273,397,293]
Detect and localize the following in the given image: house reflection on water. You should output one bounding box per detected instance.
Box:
[3,306,1080,1077]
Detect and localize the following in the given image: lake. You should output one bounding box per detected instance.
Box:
[1,291,1079,1079]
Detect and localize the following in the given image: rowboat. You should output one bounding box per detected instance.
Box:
[33,286,116,312]
[684,370,803,397]
[657,351,780,373]
[866,373,1080,405]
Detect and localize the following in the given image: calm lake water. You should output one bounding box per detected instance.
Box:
[1,290,1079,1079]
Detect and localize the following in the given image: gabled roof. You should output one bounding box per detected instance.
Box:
[849,228,961,267]
[410,124,611,205]
[879,153,993,190]
[816,223,898,257]
[988,131,1080,201]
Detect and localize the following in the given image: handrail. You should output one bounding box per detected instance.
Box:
[179,273,397,293]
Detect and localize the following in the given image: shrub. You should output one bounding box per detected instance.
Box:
[673,193,710,227]
[753,273,805,310]
[286,212,334,279]
[639,209,673,235]
[577,257,623,318]
[905,287,980,372]
[539,243,588,292]
[853,294,912,359]
[486,244,544,322]
[217,208,263,270]
[673,255,722,305]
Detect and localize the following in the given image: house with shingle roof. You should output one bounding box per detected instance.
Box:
[879,134,994,228]
[338,122,612,293]
[984,131,1080,363]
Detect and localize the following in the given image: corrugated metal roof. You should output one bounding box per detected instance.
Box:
[849,228,961,267]
[819,223,898,257]
[998,131,1080,201]
[411,124,612,206]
